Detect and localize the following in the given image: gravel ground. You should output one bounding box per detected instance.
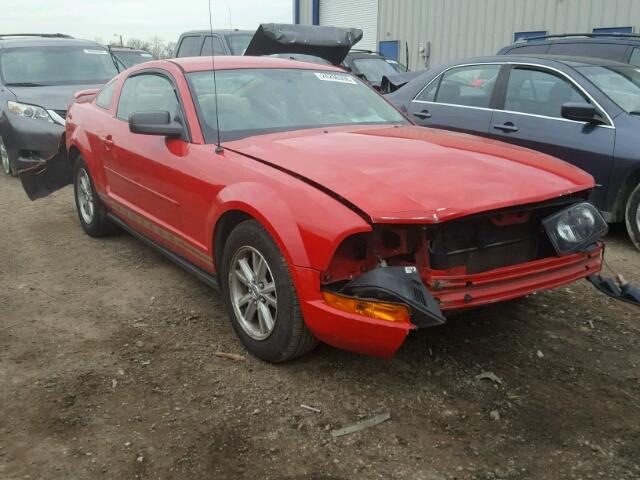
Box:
[1,173,639,480]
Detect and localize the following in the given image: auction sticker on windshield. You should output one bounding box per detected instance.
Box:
[84,49,109,55]
[314,72,358,84]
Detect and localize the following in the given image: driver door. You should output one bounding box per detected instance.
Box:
[106,71,207,265]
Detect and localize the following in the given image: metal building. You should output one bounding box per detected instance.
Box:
[294,0,640,69]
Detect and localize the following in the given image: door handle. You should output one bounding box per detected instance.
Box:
[492,122,519,132]
[101,135,114,148]
[413,109,432,120]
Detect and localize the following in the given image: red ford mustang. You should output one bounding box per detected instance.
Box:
[22,56,608,362]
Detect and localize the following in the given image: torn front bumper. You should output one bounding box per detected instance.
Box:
[293,245,603,358]
[427,244,603,310]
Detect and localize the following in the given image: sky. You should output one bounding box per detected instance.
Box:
[0,0,293,43]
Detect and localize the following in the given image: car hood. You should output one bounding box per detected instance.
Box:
[6,83,106,111]
[227,125,594,223]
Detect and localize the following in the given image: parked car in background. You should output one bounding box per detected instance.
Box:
[23,56,608,361]
[386,54,640,249]
[109,45,155,69]
[0,33,118,177]
[497,33,640,67]
[343,49,409,89]
[174,29,253,57]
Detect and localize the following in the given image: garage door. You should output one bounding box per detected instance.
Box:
[319,0,379,52]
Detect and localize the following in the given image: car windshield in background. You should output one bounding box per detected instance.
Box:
[188,68,408,142]
[0,46,118,86]
[113,51,154,68]
[353,57,401,84]
[226,34,253,55]
[578,65,640,114]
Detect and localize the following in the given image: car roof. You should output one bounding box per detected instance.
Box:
[179,29,253,36]
[0,36,104,49]
[443,54,631,68]
[168,55,343,73]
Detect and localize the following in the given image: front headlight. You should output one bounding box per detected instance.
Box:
[543,202,608,255]
[7,101,54,123]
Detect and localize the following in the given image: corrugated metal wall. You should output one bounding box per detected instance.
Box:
[379,0,640,69]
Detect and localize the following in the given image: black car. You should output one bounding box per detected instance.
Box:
[386,54,640,249]
[174,29,253,57]
[109,45,155,69]
[343,49,409,89]
[497,33,640,67]
[0,34,118,176]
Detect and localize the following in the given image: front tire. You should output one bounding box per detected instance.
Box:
[221,220,318,362]
[625,183,640,250]
[74,157,113,237]
[0,136,14,176]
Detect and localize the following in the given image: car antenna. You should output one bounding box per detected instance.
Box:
[208,0,224,154]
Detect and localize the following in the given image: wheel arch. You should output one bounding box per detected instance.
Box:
[209,182,313,273]
[611,166,640,223]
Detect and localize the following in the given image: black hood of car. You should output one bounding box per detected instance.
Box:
[244,23,363,66]
[5,83,105,111]
[381,70,427,94]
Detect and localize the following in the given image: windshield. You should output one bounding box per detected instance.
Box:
[187,68,407,142]
[577,65,640,114]
[0,45,118,86]
[113,51,154,69]
[353,57,400,85]
[226,34,253,55]
[387,60,408,73]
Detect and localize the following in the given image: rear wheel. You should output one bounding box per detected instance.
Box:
[0,136,13,176]
[221,220,317,362]
[74,157,114,237]
[625,183,640,250]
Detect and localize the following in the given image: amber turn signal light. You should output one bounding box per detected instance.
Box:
[322,291,410,323]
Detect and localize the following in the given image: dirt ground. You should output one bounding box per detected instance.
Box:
[1,173,639,480]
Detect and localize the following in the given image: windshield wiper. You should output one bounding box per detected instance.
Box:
[4,82,47,87]
[629,111,640,116]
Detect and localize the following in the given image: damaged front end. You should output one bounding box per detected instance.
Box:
[310,195,615,356]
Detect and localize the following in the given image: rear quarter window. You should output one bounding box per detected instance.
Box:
[547,42,628,61]
[95,80,116,109]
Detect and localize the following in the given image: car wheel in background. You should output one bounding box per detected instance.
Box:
[625,183,640,250]
[74,157,114,237]
[221,219,318,362]
[0,136,13,176]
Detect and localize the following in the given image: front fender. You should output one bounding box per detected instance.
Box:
[210,181,371,271]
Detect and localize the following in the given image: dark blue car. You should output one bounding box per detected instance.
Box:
[386,55,640,250]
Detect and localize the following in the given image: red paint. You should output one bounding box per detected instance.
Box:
[65,56,602,358]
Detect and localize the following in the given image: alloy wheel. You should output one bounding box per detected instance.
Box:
[0,137,10,176]
[228,245,278,340]
[76,168,95,224]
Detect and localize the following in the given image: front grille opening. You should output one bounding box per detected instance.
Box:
[427,198,581,274]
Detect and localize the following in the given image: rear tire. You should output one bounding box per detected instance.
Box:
[221,220,318,362]
[626,183,640,251]
[74,157,114,237]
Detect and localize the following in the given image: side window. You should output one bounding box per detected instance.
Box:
[415,77,439,102]
[176,36,203,57]
[95,80,116,109]
[504,67,589,118]
[201,36,225,55]
[630,48,640,67]
[547,43,627,62]
[116,73,180,121]
[432,65,500,108]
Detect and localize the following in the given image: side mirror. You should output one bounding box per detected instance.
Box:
[129,111,184,137]
[561,103,601,124]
